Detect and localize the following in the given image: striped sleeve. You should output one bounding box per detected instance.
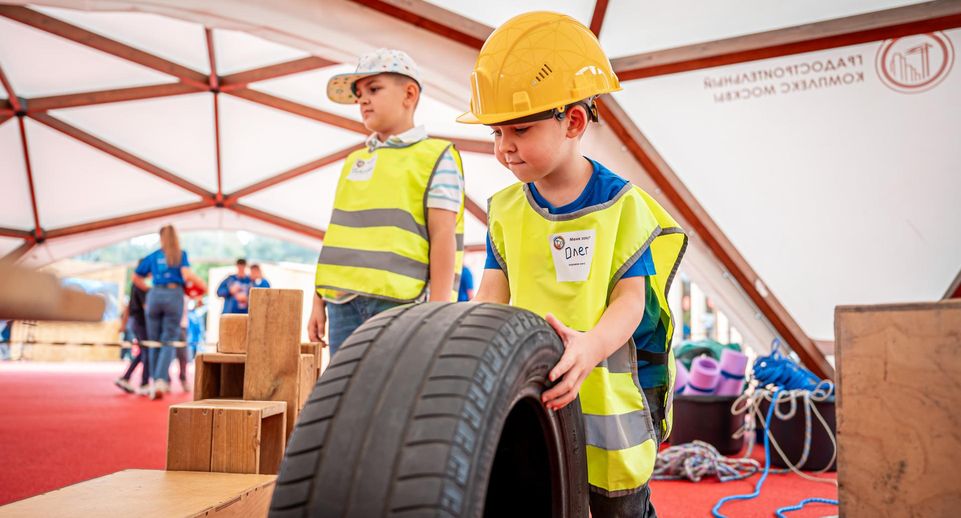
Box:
[426,147,464,213]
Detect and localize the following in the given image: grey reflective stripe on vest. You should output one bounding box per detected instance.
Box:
[330,208,428,240]
[456,233,464,251]
[599,343,634,374]
[583,410,654,451]
[317,246,428,281]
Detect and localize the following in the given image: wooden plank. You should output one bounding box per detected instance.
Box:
[210,406,261,474]
[835,300,961,517]
[0,263,104,322]
[243,289,303,438]
[218,314,248,353]
[167,406,213,471]
[177,399,286,416]
[18,343,120,362]
[0,469,275,517]
[299,353,318,410]
[258,412,286,475]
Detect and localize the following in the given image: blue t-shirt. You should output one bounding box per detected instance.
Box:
[136,249,190,286]
[252,279,271,289]
[484,158,655,276]
[457,266,474,302]
[217,274,252,314]
[484,158,669,388]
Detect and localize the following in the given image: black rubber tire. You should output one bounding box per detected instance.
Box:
[269,302,588,518]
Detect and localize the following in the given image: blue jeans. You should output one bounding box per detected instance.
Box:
[327,296,404,356]
[146,286,184,383]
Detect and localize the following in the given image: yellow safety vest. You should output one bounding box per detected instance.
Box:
[488,181,686,495]
[316,138,465,302]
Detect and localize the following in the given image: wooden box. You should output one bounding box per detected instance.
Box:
[835,300,961,517]
[218,314,248,354]
[194,353,246,400]
[167,399,286,475]
[0,469,275,517]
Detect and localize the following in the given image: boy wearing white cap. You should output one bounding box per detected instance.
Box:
[310,49,466,356]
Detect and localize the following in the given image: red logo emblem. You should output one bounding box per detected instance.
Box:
[876,32,955,93]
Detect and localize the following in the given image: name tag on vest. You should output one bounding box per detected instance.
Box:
[347,155,377,181]
[549,229,595,282]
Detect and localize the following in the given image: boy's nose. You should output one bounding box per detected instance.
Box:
[496,135,515,154]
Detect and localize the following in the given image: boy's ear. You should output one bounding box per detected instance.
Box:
[405,80,420,109]
[565,104,590,139]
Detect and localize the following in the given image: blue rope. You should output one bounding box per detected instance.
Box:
[752,340,831,395]
[775,497,840,517]
[712,340,839,517]
[711,388,781,518]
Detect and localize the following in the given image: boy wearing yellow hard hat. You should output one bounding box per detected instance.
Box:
[463,12,687,516]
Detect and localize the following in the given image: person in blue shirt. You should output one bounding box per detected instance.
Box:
[249,264,271,289]
[217,259,252,314]
[0,319,11,361]
[133,225,205,400]
[483,158,672,440]
[186,297,207,361]
[457,265,474,301]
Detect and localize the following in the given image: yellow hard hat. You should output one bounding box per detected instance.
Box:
[457,11,621,125]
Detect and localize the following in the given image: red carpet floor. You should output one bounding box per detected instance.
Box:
[0,362,837,516]
[0,362,192,506]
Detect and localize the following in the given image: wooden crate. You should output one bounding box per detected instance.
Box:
[835,300,961,517]
[218,314,248,354]
[194,353,246,400]
[16,343,121,362]
[11,320,121,344]
[0,469,275,517]
[167,400,286,475]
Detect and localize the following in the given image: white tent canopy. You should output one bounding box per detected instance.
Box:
[2,0,960,376]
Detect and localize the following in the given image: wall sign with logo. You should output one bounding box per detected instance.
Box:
[876,32,955,93]
[699,31,955,103]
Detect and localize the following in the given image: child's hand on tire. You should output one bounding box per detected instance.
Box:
[542,313,604,411]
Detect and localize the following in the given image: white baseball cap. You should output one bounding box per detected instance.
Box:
[327,48,423,104]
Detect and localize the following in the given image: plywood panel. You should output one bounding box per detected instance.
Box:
[0,470,275,517]
[211,406,261,474]
[243,288,302,438]
[835,300,961,517]
[166,406,213,472]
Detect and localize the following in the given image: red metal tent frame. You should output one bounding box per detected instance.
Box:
[3,1,961,375]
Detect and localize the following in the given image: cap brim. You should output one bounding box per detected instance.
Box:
[326,72,378,104]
